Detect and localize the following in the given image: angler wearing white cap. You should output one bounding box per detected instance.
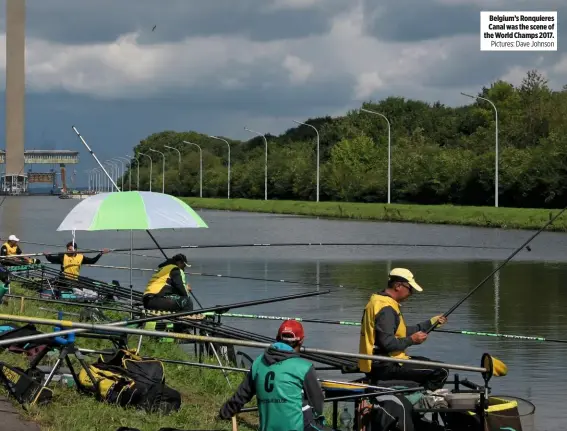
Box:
[359,268,449,391]
[0,235,39,265]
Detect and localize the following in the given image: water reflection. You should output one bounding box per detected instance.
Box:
[0,197,565,429]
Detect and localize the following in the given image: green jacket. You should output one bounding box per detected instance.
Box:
[219,342,324,431]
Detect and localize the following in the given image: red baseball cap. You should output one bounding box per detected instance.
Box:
[277,319,305,342]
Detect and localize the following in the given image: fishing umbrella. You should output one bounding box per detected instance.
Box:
[56,191,208,306]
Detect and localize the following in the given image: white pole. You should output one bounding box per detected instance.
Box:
[209,136,231,199]
[182,141,202,198]
[164,145,181,176]
[112,158,125,191]
[149,149,165,193]
[116,157,131,191]
[139,152,152,192]
[244,127,268,200]
[124,156,133,191]
[292,120,319,202]
[360,108,391,204]
[129,155,140,190]
[461,92,499,207]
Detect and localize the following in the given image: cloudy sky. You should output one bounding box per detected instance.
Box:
[0,0,565,185]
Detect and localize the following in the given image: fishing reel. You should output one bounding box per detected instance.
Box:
[481,353,493,385]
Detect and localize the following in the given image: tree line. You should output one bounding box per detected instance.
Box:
[125,70,567,208]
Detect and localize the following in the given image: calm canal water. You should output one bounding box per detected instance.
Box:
[1,196,566,430]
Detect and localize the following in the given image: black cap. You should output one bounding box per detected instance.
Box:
[172,253,188,264]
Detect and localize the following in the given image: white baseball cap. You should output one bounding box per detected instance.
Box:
[388,268,423,292]
[8,235,19,242]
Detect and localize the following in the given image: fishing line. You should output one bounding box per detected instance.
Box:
[428,205,567,333]
[84,263,348,290]
[26,241,533,256]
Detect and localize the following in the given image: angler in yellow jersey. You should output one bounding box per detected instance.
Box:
[359,268,449,391]
[0,235,40,265]
[43,241,108,290]
[143,253,193,312]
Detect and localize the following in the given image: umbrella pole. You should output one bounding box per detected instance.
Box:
[72,126,206,310]
[130,229,134,318]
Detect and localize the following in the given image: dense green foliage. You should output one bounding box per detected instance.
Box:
[126,70,567,208]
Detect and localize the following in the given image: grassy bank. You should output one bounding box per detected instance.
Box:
[182,198,567,232]
[0,286,260,431]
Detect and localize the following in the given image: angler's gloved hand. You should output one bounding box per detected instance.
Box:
[430,315,448,326]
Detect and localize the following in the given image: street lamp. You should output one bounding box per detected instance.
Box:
[104,160,115,192]
[244,127,268,200]
[292,120,320,202]
[124,156,134,191]
[209,136,231,199]
[116,156,132,191]
[360,108,391,204]
[95,168,102,193]
[182,141,203,198]
[461,92,499,207]
[164,145,181,176]
[111,158,123,191]
[108,160,120,192]
[138,152,153,192]
[85,170,92,191]
[149,149,165,193]
[112,157,127,191]
[128,155,140,190]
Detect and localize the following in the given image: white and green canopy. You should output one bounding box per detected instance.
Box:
[57,191,208,231]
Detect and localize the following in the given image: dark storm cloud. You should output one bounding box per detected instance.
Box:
[0,0,349,44]
[423,49,562,88]
[362,0,567,43]
[361,0,479,42]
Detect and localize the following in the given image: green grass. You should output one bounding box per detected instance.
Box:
[0,285,338,431]
[0,285,261,431]
[181,197,567,231]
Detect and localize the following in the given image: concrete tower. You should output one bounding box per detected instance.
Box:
[4,0,26,193]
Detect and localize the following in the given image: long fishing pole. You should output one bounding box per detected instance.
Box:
[9,239,165,261]
[3,293,136,313]
[27,241,532,256]
[6,267,144,309]
[86,263,351,290]
[427,205,567,334]
[0,312,490,374]
[72,125,204,309]
[0,289,329,345]
[211,312,565,344]
[434,328,567,344]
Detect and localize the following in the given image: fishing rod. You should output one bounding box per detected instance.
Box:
[428,204,567,334]
[179,317,354,369]
[87,263,352,290]
[239,386,426,413]
[3,293,137,314]
[72,125,204,310]
[0,312,492,375]
[28,241,532,256]
[8,265,349,367]
[6,267,144,309]
[0,289,330,346]
[211,312,565,344]
[434,328,567,344]
[78,347,250,373]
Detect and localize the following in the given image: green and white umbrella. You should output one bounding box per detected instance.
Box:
[57,191,208,231]
[56,191,208,309]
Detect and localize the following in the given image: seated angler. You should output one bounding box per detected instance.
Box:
[359,268,449,391]
[143,253,194,312]
[1,235,40,265]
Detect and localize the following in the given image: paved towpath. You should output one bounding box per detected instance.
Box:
[0,396,41,430]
